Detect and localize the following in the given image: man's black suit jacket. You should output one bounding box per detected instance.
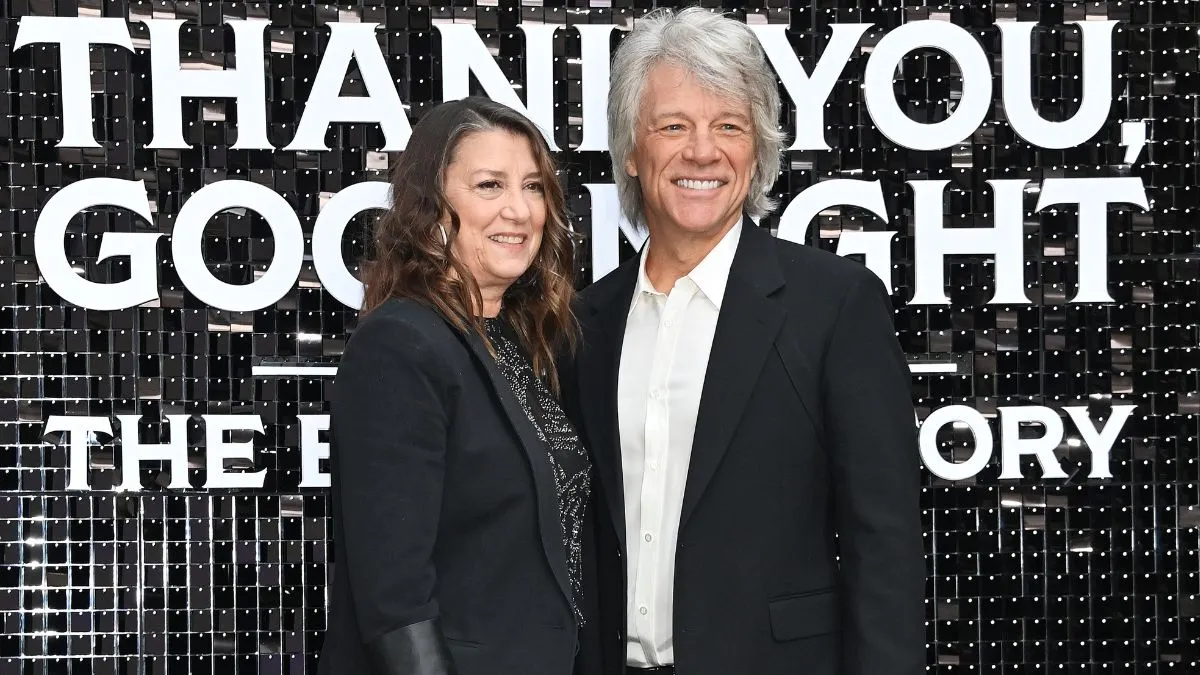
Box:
[564,220,926,675]
[318,299,579,675]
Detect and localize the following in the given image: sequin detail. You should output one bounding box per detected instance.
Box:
[484,318,591,625]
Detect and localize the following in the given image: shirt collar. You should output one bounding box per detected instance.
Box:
[633,220,742,310]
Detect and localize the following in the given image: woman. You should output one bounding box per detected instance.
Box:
[317,97,591,675]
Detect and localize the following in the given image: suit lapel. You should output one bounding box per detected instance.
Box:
[679,222,786,529]
[459,328,574,609]
[577,259,639,556]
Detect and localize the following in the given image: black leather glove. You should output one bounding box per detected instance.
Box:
[365,618,459,675]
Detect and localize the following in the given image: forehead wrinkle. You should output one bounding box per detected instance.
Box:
[641,70,751,122]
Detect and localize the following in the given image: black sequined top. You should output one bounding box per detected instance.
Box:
[483,316,591,625]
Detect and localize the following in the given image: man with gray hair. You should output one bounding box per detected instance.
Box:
[564,7,925,675]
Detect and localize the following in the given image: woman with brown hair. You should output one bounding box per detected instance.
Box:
[316,97,591,675]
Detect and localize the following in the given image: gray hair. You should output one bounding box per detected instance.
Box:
[607,7,786,227]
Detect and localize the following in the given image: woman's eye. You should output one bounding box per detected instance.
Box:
[525,182,545,193]
[477,180,502,190]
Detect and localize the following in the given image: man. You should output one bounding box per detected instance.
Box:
[566,8,926,675]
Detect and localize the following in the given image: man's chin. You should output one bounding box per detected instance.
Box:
[665,210,740,237]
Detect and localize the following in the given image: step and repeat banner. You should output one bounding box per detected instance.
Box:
[2,0,1197,673]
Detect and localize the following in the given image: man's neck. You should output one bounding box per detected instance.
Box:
[643,215,739,293]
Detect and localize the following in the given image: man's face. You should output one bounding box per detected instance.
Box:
[625,63,757,240]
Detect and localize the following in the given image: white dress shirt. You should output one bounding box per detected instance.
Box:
[617,222,741,667]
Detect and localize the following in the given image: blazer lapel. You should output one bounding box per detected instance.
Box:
[679,222,786,529]
[576,258,640,556]
[459,328,574,610]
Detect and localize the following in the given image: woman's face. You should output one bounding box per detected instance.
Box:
[443,130,547,307]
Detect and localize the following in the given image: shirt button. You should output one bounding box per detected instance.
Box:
[639,606,648,616]
[664,318,675,327]
[648,460,658,470]
[644,532,653,542]
[651,389,663,400]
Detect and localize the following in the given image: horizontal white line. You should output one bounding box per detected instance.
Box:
[255,363,956,376]
[908,363,959,374]
[252,365,339,376]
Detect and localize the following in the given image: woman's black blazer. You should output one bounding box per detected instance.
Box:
[316,298,579,675]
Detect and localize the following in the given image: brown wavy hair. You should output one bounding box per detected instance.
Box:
[359,96,578,392]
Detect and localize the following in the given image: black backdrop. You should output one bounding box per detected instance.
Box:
[1,0,1198,673]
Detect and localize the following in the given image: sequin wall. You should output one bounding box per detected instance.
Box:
[1,0,1197,672]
